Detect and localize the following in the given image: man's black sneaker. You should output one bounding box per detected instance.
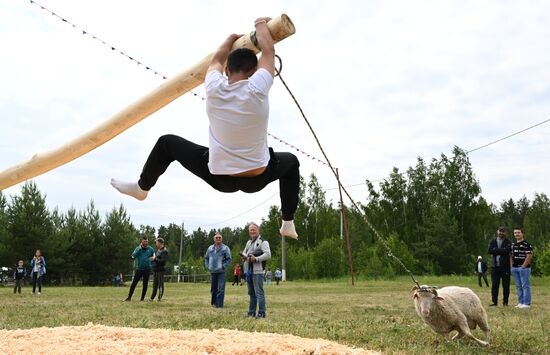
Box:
[489,303,497,307]
[255,313,266,319]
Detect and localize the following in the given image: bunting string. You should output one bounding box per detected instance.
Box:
[267,133,328,166]
[28,0,205,100]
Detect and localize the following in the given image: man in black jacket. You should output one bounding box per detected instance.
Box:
[487,226,512,306]
[150,238,168,302]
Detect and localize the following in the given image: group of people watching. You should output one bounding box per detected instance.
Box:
[125,222,275,318]
[12,249,47,295]
[124,237,168,302]
[478,226,534,308]
[204,222,273,318]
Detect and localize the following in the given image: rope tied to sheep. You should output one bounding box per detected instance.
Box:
[275,57,421,289]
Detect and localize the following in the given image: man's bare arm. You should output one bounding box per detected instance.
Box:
[254,17,275,76]
[523,253,533,268]
[207,34,242,74]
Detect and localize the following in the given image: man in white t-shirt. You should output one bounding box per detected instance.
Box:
[111,17,299,239]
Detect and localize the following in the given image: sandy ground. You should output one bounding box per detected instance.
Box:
[0,323,378,355]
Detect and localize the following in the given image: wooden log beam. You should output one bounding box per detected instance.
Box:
[0,14,296,191]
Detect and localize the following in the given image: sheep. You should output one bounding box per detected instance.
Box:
[412,285,490,346]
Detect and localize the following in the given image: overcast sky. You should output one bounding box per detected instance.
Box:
[1,0,550,232]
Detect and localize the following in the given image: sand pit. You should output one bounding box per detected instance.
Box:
[0,323,378,355]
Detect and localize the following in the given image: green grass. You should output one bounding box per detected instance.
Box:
[1,276,549,354]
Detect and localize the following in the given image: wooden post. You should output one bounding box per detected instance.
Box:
[336,168,355,286]
[0,15,296,190]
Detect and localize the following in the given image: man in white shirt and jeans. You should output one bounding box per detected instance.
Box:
[111,17,299,238]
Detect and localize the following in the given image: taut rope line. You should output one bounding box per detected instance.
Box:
[275,56,421,288]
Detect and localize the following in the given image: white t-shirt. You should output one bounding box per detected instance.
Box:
[205,68,273,175]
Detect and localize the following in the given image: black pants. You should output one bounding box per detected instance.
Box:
[477,272,489,287]
[491,266,510,305]
[150,271,165,300]
[127,269,150,301]
[14,279,24,294]
[232,275,240,285]
[138,135,300,220]
[32,272,42,293]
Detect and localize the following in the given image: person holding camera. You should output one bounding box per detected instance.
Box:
[241,223,271,318]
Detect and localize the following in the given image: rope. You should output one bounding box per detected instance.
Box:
[467,117,550,153]
[275,56,421,288]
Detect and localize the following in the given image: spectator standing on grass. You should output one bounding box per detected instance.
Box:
[510,227,534,309]
[13,260,26,294]
[124,236,154,302]
[241,223,271,318]
[274,268,282,285]
[150,237,168,302]
[265,268,272,286]
[232,263,241,286]
[488,226,512,306]
[205,233,232,308]
[113,273,120,287]
[475,256,489,287]
[30,249,46,295]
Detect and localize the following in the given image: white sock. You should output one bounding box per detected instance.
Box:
[110,179,148,201]
[280,220,298,239]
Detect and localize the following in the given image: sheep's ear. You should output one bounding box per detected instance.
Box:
[411,285,419,292]
[430,289,438,297]
[413,292,419,299]
[435,296,444,301]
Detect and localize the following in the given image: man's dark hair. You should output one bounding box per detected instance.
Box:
[227,48,258,74]
[141,235,148,241]
[513,227,524,233]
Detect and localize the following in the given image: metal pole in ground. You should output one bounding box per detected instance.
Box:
[178,222,184,283]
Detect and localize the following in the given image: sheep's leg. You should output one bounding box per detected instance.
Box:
[465,332,488,347]
[460,326,488,346]
[443,333,453,342]
[477,319,491,344]
[452,331,465,341]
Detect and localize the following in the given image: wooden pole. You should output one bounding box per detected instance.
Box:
[0,14,296,191]
[336,168,355,286]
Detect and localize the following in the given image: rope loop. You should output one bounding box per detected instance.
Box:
[274,54,283,77]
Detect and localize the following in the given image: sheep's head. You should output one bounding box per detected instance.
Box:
[412,285,443,317]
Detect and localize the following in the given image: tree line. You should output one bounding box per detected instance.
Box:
[1,146,549,284]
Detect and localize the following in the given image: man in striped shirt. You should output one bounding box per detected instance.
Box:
[510,227,533,309]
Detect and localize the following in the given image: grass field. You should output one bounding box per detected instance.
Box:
[1,276,548,354]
